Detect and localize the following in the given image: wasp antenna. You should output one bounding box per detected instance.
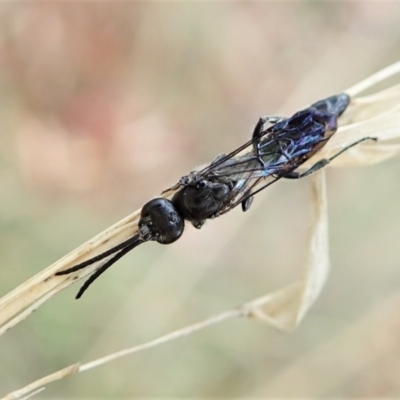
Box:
[56,235,141,276]
[75,239,142,299]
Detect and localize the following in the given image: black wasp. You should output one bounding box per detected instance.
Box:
[56,93,375,298]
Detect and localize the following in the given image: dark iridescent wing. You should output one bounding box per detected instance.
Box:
[163,93,350,214]
[201,94,350,180]
[310,93,350,116]
[193,95,351,215]
[197,93,350,180]
[205,134,289,210]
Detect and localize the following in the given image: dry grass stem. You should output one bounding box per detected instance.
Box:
[1,63,399,338]
[0,212,141,334]
[246,171,328,331]
[1,62,400,398]
[2,364,79,400]
[346,60,400,97]
[2,310,242,399]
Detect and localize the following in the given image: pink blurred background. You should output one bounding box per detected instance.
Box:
[1,2,400,397]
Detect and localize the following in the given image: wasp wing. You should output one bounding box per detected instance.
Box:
[196,105,338,216]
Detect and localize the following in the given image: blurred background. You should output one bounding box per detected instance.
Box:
[1,2,400,397]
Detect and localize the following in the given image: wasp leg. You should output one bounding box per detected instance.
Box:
[161,181,182,194]
[276,138,295,161]
[252,116,285,169]
[284,137,377,179]
[241,196,254,212]
[191,220,205,229]
[210,153,227,166]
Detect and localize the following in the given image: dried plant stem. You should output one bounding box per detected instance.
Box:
[1,61,400,336]
[346,60,400,96]
[1,61,400,399]
[80,307,246,371]
[2,364,79,400]
[2,171,328,399]
[0,212,141,334]
[2,308,245,400]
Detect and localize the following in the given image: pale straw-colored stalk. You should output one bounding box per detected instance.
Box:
[2,61,400,399]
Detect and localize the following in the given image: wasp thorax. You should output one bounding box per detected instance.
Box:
[172,179,231,223]
[139,198,184,244]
